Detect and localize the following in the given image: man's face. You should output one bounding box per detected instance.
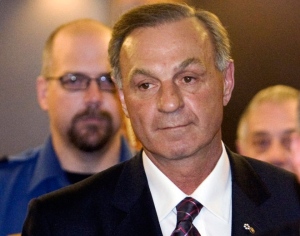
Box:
[238,100,297,171]
[118,18,234,161]
[39,30,122,152]
[290,132,300,180]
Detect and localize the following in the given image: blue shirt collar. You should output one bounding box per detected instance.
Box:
[29,136,134,193]
[29,137,69,192]
[119,135,135,162]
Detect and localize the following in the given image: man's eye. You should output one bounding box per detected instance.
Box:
[68,78,79,83]
[282,136,292,150]
[139,83,151,90]
[66,78,82,85]
[252,139,270,152]
[183,76,195,83]
[61,75,86,87]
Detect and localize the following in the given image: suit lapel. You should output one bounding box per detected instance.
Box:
[108,149,277,235]
[228,149,272,235]
[111,152,163,236]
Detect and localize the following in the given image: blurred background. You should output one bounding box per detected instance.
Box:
[1,0,299,155]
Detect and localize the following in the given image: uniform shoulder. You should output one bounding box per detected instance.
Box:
[37,156,137,206]
[0,146,41,169]
[0,155,8,163]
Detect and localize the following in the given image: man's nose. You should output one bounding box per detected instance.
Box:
[84,80,104,106]
[157,81,184,113]
[266,140,290,168]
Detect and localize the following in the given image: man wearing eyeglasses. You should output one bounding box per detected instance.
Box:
[0,19,134,235]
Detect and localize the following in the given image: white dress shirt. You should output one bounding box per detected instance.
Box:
[143,142,232,236]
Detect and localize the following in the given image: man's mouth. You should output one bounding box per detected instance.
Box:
[159,123,190,130]
[77,115,107,125]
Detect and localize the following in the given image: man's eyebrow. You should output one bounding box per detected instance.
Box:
[283,129,297,135]
[178,57,204,70]
[129,68,155,79]
[128,58,204,80]
[252,132,269,137]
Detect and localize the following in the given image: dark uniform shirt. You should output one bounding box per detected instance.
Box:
[0,136,133,236]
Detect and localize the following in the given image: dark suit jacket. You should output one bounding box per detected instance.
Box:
[22,149,300,236]
[261,220,300,236]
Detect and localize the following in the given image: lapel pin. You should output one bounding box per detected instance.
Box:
[244,223,255,234]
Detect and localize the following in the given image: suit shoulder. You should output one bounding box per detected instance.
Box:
[228,149,299,196]
[245,156,295,178]
[228,149,295,178]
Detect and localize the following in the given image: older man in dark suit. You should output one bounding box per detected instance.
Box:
[22,3,300,236]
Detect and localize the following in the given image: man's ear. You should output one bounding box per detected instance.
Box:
[223,60,235,106]
[36,76,49,111]
[117,88,129,118]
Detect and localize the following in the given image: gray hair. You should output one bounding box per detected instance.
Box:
[237,85,300,141]
[108,2,232,88]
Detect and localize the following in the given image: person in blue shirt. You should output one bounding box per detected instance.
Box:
[0,19,134,235]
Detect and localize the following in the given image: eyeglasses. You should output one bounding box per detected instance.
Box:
[47,73,116,92]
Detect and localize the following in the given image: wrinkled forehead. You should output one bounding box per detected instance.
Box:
[121,17,213,60]
[246,101,298,134]
[126,17,209,41]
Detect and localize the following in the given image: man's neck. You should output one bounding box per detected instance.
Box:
[145,141,223,195]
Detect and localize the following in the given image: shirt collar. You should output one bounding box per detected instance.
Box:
[29,135,134,193]
[143,142,231,223]
[119,136,135,162]
[29,137,68,192]
[193,142,232,222]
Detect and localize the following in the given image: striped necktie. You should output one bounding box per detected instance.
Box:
[171,197,202,236]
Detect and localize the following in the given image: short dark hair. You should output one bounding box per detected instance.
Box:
[42,19,110,77]
[108,2,231,87]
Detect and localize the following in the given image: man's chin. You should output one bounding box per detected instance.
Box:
[76,118,109,130]
[77,146,100,153]
[70,133,111,152]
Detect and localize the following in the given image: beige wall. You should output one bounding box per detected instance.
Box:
[1,0,299,155]
[0,0,110,155]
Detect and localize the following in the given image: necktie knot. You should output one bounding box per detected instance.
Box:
[171,197,203,236]
[176,197,202,222]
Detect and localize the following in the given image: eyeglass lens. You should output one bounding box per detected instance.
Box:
[60,73,115,91]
